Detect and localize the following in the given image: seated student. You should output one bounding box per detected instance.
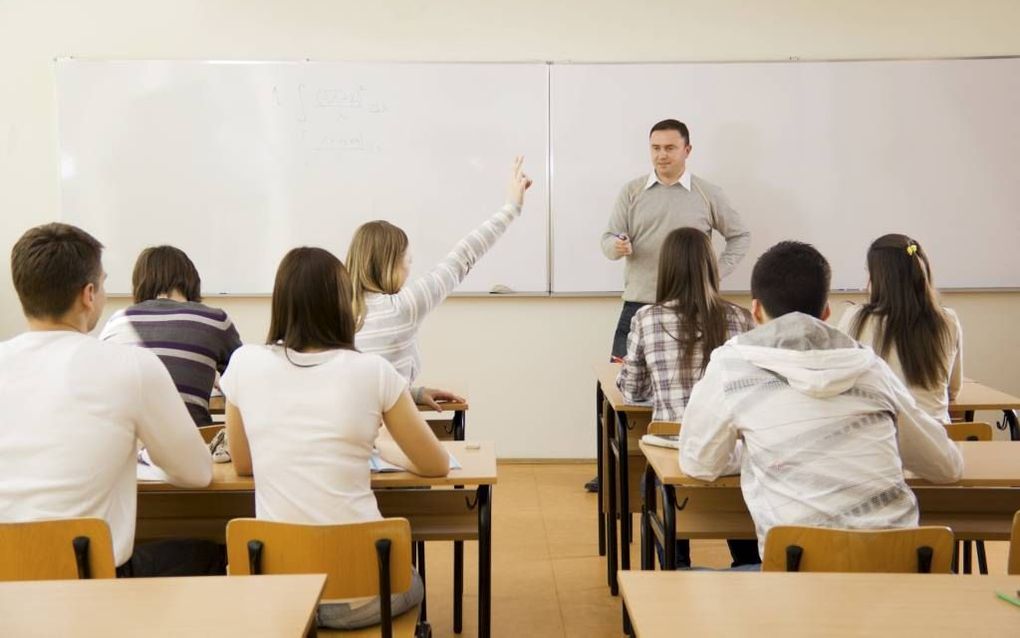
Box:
[221,246,449,630]
[617,227,759,568]
[0,223,212,575]
[346,156,532,408]
[837,234,962,423]
[100,245,243,426]
[679,241,963,560]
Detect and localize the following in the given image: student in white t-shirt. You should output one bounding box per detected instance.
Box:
[0,223,212,573]
[221,246,448,631]
[837,234,963,423]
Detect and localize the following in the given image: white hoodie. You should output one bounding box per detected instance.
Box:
[679,312,964,554]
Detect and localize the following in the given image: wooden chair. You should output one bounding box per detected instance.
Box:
[0,518,116,581]
[943,422,993,574]
[198,424,225,444]
[1009,511,1020,576]
[647,421,680,436]
[226,518,425,638]
[762,525,955,573]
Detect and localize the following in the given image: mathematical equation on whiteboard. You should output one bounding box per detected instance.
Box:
[272,83,388,154]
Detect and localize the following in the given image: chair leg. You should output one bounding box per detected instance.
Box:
[962,540,972,574]
[453,541,464,633]
[976,541,988,575]
[416,541,428,622]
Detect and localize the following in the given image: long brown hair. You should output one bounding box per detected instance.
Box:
[267,247,357,358]
[346,221,409,330]
[848,233,951,390]
[655,228,729,384]
[132,245,201,303]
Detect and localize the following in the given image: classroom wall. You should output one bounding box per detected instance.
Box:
[2,1,1018,457]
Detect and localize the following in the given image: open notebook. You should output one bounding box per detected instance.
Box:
[370,451,462,473]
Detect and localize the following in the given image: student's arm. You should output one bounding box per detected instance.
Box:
[616,312,651,402]
[677,355,742,480]
[600,184,632,261]
[705,186,750,278]
[395,158,529,320]
[881,362,963,483]
[947,310,963,402]
[379,391,450,477]
[224,401,253,476]
[132,351,212,487]
[217,317,244,375]
[96,310,124,342]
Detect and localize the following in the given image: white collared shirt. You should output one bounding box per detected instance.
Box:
[644,170,691,191]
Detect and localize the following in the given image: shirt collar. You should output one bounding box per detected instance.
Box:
[644,170,691,191]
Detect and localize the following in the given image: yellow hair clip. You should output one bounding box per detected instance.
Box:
[906,244,918,256]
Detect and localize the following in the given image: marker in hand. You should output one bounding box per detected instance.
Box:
[613,233,633,257]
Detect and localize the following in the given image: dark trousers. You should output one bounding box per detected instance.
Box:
[116,539,227,578]
[612,301,649,358]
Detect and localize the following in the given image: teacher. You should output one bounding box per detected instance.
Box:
[602,119,750,358]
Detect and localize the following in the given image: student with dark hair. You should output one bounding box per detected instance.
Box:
[0,223,212,574]
[589,119,750,491]
[679,241,963,561]
[838,234,962,423]
[100,245,242,426]
[616,227,759,568]
[221,246,448,630]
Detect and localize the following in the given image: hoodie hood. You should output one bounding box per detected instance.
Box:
[732,312,877,398]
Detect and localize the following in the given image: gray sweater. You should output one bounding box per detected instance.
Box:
[601,174,750,302]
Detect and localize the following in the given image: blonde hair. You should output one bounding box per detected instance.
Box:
[346,220,409,330]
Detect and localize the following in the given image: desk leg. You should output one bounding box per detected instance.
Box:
[660,484,677,571]
[640,465,655,571]
[453,541,463,633]
[596,382,606,557]
[417,541,428,622]
[1005,410,1019,441]
[477,485,493,638]
[606,405,619,595]
[453,409,466,441]
[616,411,631,572]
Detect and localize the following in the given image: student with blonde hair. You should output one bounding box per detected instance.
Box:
[347,157,532,408]
[838,234,962,423]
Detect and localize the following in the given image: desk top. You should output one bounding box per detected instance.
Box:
[952,380,1020,411]
[0,574,325,638]
[642,441,1020,488]
[619,571,1020,638]
[139,441,497,492]
[209,394,469,414]
[593,362,653,414]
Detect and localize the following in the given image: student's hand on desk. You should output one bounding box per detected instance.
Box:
[506,155,533,208]
[418,387,466,412]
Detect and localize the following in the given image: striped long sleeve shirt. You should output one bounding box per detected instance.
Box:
[99,299,243,425]
[355,203,521,382]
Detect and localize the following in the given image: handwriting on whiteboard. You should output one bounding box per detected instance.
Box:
[273,83,387,154]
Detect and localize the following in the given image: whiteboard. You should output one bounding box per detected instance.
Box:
[57,60,549,294]
[551,59,1020,292]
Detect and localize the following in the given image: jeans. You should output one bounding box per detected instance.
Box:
[317,569,424,630]
[612,301,649,358]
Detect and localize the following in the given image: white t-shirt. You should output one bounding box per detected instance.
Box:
[837,305,963,423]
[220,345,406,524]
[0,331,212,566]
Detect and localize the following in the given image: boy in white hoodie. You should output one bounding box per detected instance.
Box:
[679,241,963,558]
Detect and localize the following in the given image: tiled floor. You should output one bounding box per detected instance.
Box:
[417,462,1012,638]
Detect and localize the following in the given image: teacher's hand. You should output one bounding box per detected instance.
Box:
[506,155,533,209]
[613,235,633,257]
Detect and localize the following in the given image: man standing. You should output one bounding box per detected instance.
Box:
[587,119,750,493]
[602,119,750,358]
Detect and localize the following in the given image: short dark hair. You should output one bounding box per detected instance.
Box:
[267,247,357,355]
[751,241,831,319]
[132,245,202,303]
[11,223,104,319]
[649,119,690,145]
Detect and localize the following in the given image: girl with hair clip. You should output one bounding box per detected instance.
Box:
[220,247,449,630]
[616,226,759,569]
[346,157,532,410]
[838,234,963,423]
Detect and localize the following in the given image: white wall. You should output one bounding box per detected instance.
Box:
[2,1,1019,457]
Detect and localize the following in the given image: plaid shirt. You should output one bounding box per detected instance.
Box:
[616,301,754,422]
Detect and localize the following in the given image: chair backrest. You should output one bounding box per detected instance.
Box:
[762,525,955,574]
[943,422,992,442]
[226,518,413,599]
[1009,510,1020,575]
[198,424,225,444]
[647,421,680,436]
[0,518,116,581]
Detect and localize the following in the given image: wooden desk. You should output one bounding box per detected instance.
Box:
[619,571,1020,638]
[137,441,496,638]
[640,441,1020,571]
[0,574,324,638]
[594,362,651,594]
[953,380,1020,440]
